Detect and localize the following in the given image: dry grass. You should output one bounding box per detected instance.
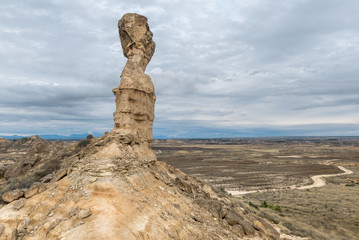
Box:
[242,169,359,240]
[153,137,359,239]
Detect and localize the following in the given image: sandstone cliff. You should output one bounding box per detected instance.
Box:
[0,13,283,240]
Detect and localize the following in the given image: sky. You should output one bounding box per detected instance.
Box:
[0,0,358,138]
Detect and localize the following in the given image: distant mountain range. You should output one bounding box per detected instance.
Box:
[0,133,104,140]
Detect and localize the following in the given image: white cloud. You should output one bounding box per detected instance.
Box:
[0,0,358,137]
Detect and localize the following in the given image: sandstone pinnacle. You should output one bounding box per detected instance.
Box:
[113,13,156,148]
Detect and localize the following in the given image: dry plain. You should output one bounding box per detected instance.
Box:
[1,136,358,239]
[152,137,359,240]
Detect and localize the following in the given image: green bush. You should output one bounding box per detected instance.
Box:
[274,205,283,212]
[249,201,259,209]
[261,200,282,212]
[261,200,268,208]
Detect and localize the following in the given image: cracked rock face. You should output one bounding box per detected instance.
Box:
[113,13,156,148]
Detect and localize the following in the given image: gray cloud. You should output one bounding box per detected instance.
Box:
[0,0,358,137]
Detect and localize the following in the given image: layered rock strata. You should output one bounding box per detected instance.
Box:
[112,13,156,148]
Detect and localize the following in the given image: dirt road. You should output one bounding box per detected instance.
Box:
[296,166,353,190]
[228,166,353,196]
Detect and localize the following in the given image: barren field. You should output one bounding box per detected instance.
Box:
[153,137,359,240]
[1,136,358,239]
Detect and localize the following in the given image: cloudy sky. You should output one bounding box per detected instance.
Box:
[0,0,358,138]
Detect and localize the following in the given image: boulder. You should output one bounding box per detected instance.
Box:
[175,177,192,194]
[52,169,67,182]
[40,174,53,183]
[77,208,92,219]
[253,220,265,232]
[202,184,219,199]
[25,182,46,198]
[0,164,7,178]
[2,189,24,203]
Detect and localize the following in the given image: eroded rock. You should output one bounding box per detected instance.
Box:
[2,189,24,203]
[11,228,17,240]
[0,224,4,236]
[25,182,47,198]
[40,174,53,183]
[112,13,156,148]
[77,207,92,219]
[52,169,67,182]
[69,207,80,218]
[13,198,26,210]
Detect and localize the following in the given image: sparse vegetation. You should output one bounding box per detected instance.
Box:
[249,201,259,209]
[87,134,94,139]
[211,184,231,198]
[77,139,91,148]
[261,200,282,212]
[153,137,359,239]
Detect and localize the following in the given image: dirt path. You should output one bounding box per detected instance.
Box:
[296,166,353,190]
[228,166,353,196]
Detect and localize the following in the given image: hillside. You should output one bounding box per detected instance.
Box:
[0,13,303,240]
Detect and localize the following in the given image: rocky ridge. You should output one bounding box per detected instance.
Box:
[0,13,286,240]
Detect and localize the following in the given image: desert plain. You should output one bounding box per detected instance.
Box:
[153,137,359,240]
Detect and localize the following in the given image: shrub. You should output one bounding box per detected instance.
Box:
[210,185,230,198]
[274,205,283,212]
[87,134,94,139]
[261,200,282,212]
[261,200,269,208]
[77,139,91,148]
[34,158,61,179]
[345,183,355,187]
[249,201,259,209]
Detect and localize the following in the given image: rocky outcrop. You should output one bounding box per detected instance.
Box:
[2,138,74,181]
[0,160,280,239]
[24,182,47,198]
[1,189,24,203]
[0,13,282,240]
[112,13,156,148]
[0,136,78,204]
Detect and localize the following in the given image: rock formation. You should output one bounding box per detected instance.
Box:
[0,13,285,240]
[70,14,158,177]
[112,13,156,148]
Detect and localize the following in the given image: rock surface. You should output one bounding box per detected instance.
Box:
[0,160,280,239]
[112,13,156,148]
[1,189,24,203]
[12,198,26,210]
[0,13,283,240]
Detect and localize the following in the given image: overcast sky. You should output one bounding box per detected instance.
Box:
[0,0,358,138]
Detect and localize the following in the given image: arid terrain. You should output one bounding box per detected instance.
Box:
[0,135,284,240]
[153,137,359,240]
[1,136,358,239]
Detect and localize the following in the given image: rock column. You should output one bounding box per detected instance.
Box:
[112,13,156,148]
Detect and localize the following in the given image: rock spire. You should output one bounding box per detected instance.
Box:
[112,13,156,148]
